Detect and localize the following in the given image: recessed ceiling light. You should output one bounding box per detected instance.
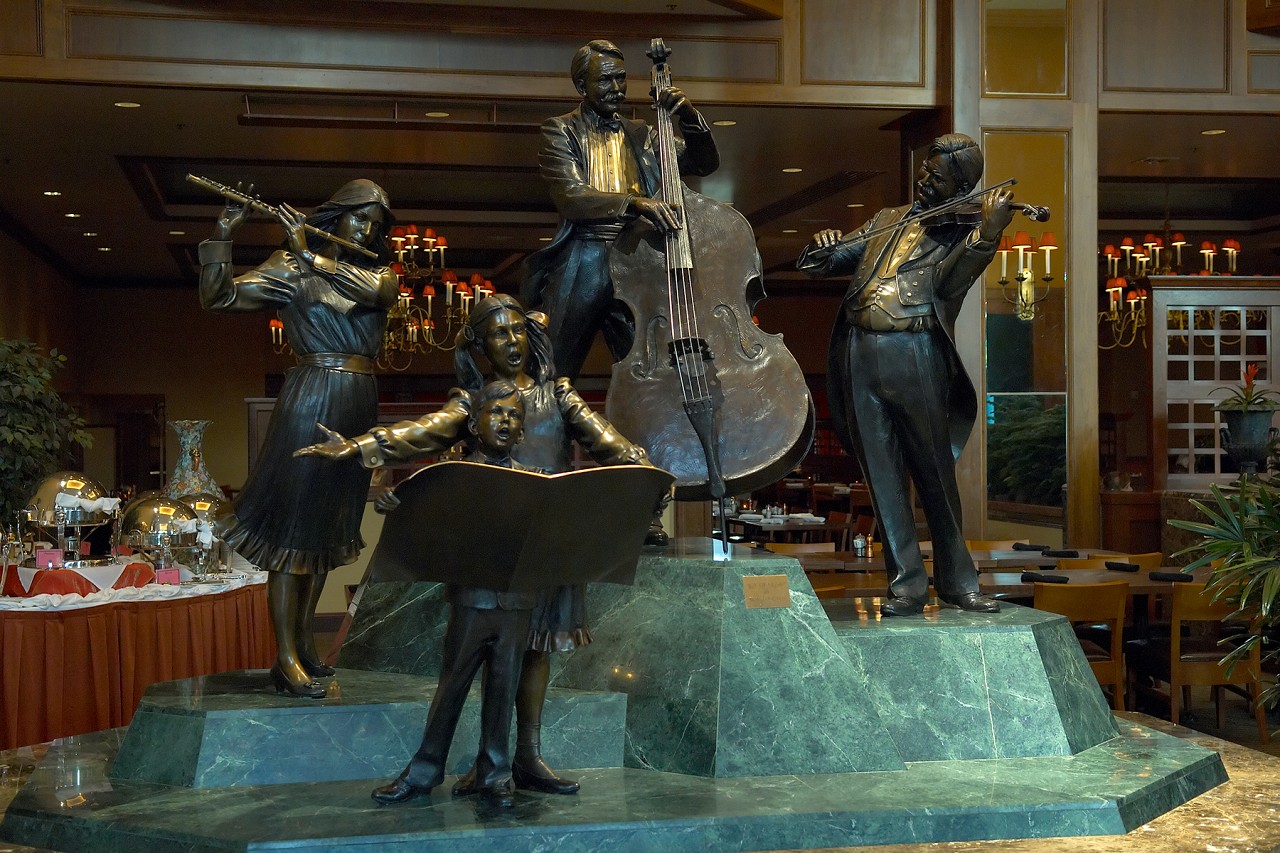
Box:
[1200,128,1226,136]
[64,212,81,218]
[168,230,186,236]
[425,111,450,118]
[113,101,141,109]
[847,203,865,208]
[711,119,737,127]
[781,167,803,173]
[538,236,553,242]
[82,231,98,237]
[43,191,61,197]
[782,229,798,234]
[97,246,112,252]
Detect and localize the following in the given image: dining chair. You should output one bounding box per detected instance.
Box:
[1125,582,1270,742]
[823,510,853,550]
[1034,580,1130,711]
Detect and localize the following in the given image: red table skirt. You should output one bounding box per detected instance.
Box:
[0,583,274,750]
[2,563,156,597]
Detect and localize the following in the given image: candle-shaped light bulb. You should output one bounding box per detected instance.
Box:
[1039,232,1057,277]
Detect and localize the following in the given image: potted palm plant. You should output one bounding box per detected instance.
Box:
[1169,481,1280,710]
[1214,362,1280,478]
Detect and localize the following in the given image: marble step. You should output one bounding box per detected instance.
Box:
[109,668,624,788]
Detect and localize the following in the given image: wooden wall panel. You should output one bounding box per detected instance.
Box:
[0,0,42,56]
[1102,0,1229,92]
[801,0,925,86]
[64,11,778,83]
[1247,50,1280,90]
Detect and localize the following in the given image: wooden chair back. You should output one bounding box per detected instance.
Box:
[1107,552,1164,570]
[1168,582,1269,742]
[765,541,837,555]
[1034,580,1129,710]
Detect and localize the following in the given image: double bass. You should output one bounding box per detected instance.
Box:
[607,39,814,505]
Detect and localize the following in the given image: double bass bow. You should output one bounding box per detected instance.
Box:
[607,38,815,528]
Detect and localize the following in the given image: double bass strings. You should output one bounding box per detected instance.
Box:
[652,60,710,407]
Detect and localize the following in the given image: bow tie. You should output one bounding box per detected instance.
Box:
[588,108,622,133]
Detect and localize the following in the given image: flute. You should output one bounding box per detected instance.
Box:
[185,174,380,260]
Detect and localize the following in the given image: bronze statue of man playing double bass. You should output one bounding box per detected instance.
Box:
[521,38,720,382]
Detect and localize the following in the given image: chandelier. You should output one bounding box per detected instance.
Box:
[267,225,495,372]
[379,225,493,371]
[995,229,1057,320]
[1097,224,1243,350]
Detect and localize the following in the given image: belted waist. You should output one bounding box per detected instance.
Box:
[571,222,626,241]
[299,352,375,374]
[849,307,938,333]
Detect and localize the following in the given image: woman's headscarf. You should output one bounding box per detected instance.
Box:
[303,179,395,266]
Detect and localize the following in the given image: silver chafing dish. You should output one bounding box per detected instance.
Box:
[117,496,199,556]
[23,472,116,568]
[178,492,226,524]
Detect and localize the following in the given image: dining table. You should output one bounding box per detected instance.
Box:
[798,547,1120,573]
[806,565,1212,634]
[725,515,851,543]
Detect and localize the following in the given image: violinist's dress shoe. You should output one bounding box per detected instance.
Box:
[937,591,1001,613]
[879,596,926,617]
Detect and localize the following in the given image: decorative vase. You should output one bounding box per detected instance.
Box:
[1218,408,1279,478]
[165,420,222,498]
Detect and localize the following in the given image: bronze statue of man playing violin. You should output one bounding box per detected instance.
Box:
[797,133,1015,618]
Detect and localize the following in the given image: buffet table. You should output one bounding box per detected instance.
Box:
[0,572,274,750]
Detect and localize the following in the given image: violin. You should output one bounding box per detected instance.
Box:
[606,39,814,514]
[809,178,1050,258]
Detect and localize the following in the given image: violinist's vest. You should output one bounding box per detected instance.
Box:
[847,217,939,333]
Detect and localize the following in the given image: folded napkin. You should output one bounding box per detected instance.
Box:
[53,493,121,512]
[737,513,764,522]
[1105,561,1140,572]
[1041,549,1079,558]
[1012,542,1051,551]
[1021,571,1068,584]
[1150,571,1195,583]
[197,520,214,548]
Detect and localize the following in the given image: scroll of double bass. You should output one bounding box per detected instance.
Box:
[606,38,814,507]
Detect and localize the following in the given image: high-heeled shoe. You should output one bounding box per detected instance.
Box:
[299,655,336,678]
[269,664,326,699]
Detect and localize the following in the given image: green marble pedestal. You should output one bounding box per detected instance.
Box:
[552,539,905,777]
[9,539,1220,848]
[110,668,624,788]
[826,600,1120,760]
[0,718,1227,851]
[339,541,907,778]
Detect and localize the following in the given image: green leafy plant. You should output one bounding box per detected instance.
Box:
[986,398,1066,507]
[1169,481,1280,710]
[0,339,92,522]
[1214,362,1280,412]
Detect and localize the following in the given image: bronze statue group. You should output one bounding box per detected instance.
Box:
[199,39,1017,809]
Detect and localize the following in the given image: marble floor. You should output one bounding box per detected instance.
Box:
[0,710,1274,853]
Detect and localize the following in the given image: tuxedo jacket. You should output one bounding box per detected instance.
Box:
[797,204,1000,462]
[520,104,719,308]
